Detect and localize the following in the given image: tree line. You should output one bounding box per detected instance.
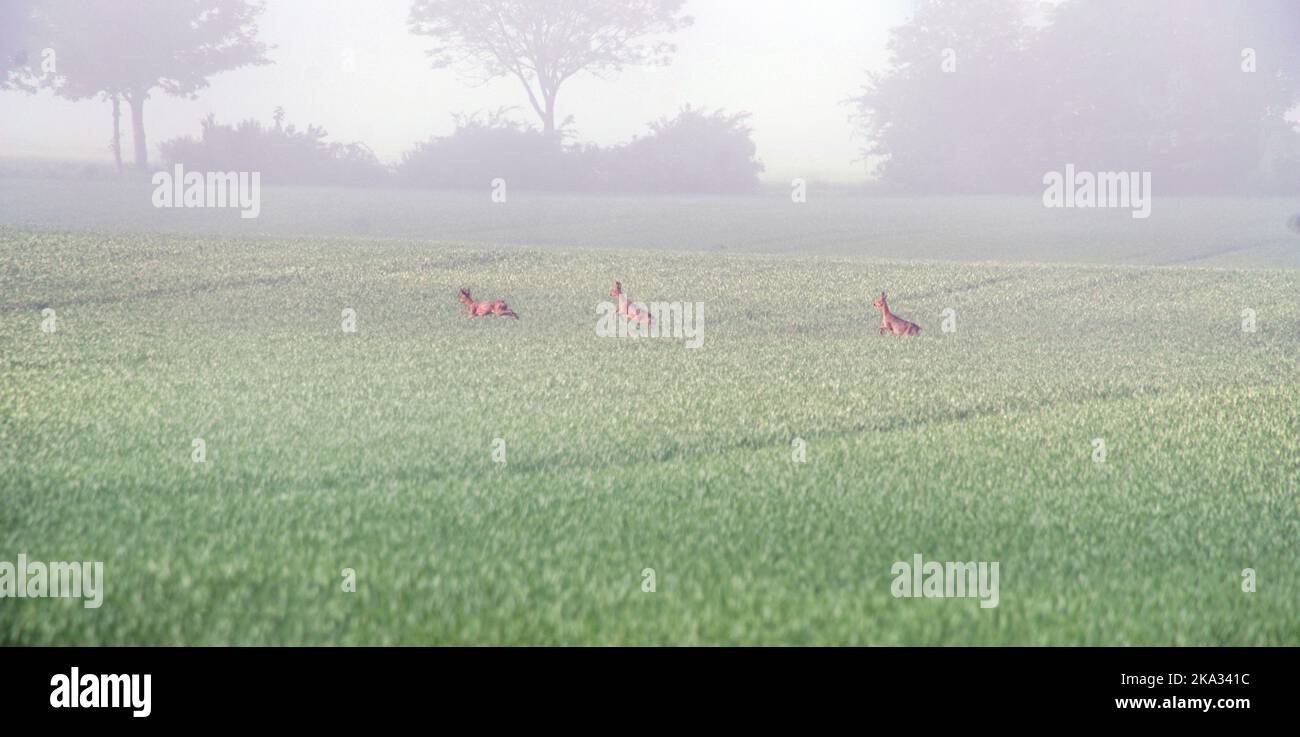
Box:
[851,0,1300,193]
[4,0,1299,193]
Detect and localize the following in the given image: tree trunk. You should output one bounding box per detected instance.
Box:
[128,91,147,169]
[542,90,556,138]
[110,94,123,173]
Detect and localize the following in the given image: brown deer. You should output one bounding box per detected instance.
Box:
[610,281,653,325]
[873,292,921,336]
[459,288,519,319]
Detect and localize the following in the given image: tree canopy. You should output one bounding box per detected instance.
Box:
[852,0,1300,193]
[408,0,692,135]
[28,0,272,168]
[1,0,43,89]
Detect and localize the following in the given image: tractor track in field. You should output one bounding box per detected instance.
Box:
[0,273,306,313]
[341,384,1170,482]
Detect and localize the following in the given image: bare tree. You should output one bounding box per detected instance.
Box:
[408,0,692,136]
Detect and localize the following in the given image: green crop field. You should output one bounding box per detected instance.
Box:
[1,191,1297,644]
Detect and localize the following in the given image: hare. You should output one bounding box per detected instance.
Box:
[873,292,921,336]
[459,288,519,319]
[610,281,653,325]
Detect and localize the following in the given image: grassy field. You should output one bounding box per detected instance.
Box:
[1,193,1298,644]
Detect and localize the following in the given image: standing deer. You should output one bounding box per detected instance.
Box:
[459,288,519,319]
[610,281,653,325]
[873,292,921,336]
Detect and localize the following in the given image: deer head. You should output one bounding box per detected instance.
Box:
[873,292,888,311]
[610,281,623,298]
[459,288,472,305]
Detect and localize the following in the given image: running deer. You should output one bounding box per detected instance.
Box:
[459,288,519,319]
[873,292,921,336]
[610,281,653,325]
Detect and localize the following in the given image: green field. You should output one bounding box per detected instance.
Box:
[1,192,1298,644]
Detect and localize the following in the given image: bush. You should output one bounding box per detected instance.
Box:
[159,112,390,187]
[398,106,764,194]
[606,106,764,193]
[397,110,587,190]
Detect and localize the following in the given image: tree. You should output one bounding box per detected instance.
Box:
[849,0,1033,193]
[851,0,1300,193]
[31,0,271,169]
[408,0,693,136]
[1030,0,1300,192]
[1,0,42,89]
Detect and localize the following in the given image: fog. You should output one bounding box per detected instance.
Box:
[3,1,1299,198]
[1,0,905,183]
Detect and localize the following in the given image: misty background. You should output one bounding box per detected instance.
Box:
[2,0,1298,194]
[0,0,904,185]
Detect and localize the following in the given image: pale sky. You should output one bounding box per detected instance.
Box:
[0,0,908,183]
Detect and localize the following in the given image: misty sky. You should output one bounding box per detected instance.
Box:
[0,0,909,182]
